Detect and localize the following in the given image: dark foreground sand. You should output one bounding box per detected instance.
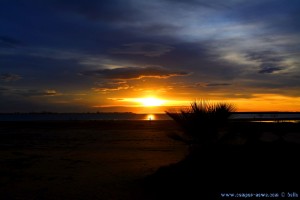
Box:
[144,121,300,199]
[0,120,187,200]
[1,120,300,199]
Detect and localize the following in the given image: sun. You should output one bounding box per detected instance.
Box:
[115,97,168,108]
[138,97,165,107]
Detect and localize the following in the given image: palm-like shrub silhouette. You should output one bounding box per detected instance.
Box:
[166,100,235,145]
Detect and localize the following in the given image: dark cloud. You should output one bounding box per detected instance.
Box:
[53,0,139,22]
[82,66,189,80]
[141,24,182,35]
[205,83,232,87]
[0,73,22,82]
[0,0,299,111]
[163,0,229,9]
[110,43,174,57]
[246,51,283,63]
[232,0,300,29]
[13,89,57,97]
[0,87,59,97]
[258,64,283,74]
[21,89,58,97]
[93,81,130,93]
[4,88,59,97]
[0,86,10,94]
[244,51,287,74]
[43,90,58,96]
[0,36,23,48]
[195,82,232,87]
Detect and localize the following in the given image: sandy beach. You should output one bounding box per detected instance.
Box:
[0,120,187,200]
[144,121,300,199]
[1,120,300,199]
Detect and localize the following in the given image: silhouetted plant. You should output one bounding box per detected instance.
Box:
[166,100,235,144]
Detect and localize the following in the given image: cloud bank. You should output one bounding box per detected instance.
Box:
[82,66,189,80]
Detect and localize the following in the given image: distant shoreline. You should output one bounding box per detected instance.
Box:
[1,111,300,114]
[0,112,300,122]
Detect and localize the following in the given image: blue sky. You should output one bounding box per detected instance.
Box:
[1,0,300,112]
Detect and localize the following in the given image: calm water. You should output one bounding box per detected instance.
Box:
[0,113,300,122]
[0,113,171,121]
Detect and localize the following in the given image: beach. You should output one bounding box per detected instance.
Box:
[1,120,300,199]
[0,120,187,200]
[144,121,300,199]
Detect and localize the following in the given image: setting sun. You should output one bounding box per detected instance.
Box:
[138,97,165,107]
[114,97,168,108]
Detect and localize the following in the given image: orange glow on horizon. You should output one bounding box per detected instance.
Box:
[118,97,167,107]
[91,93,300,113]
[229,94,300,112]
[138,97,165,107]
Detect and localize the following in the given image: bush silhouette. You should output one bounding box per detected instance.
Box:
[166,100,235,145]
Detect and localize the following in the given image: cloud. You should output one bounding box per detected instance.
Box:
[195,82,232,87]
[110,43,174,57]
[93,81,130,93]
[0,73,22,82]
[17,89,58,97]
[16,89,58,97]
[246,51,283,63]
[243,50,288,74]
[82,66,189,80]
[43,90,58,96]
[258,64,283,74]
[0,86,58,97]
[1,0,300,112]
[205,83,232,87]
[141,24,181,36]
[0,86,9,94]
[53,0,139,22]
[0,45,88,62]
[0,36,23,48]
[213,36,296,77]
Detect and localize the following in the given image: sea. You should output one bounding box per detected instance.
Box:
[0,112,300,122]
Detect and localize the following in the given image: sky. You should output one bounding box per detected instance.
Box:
[1,0,300,113]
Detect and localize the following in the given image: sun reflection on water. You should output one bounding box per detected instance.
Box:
[146,114,155,120]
